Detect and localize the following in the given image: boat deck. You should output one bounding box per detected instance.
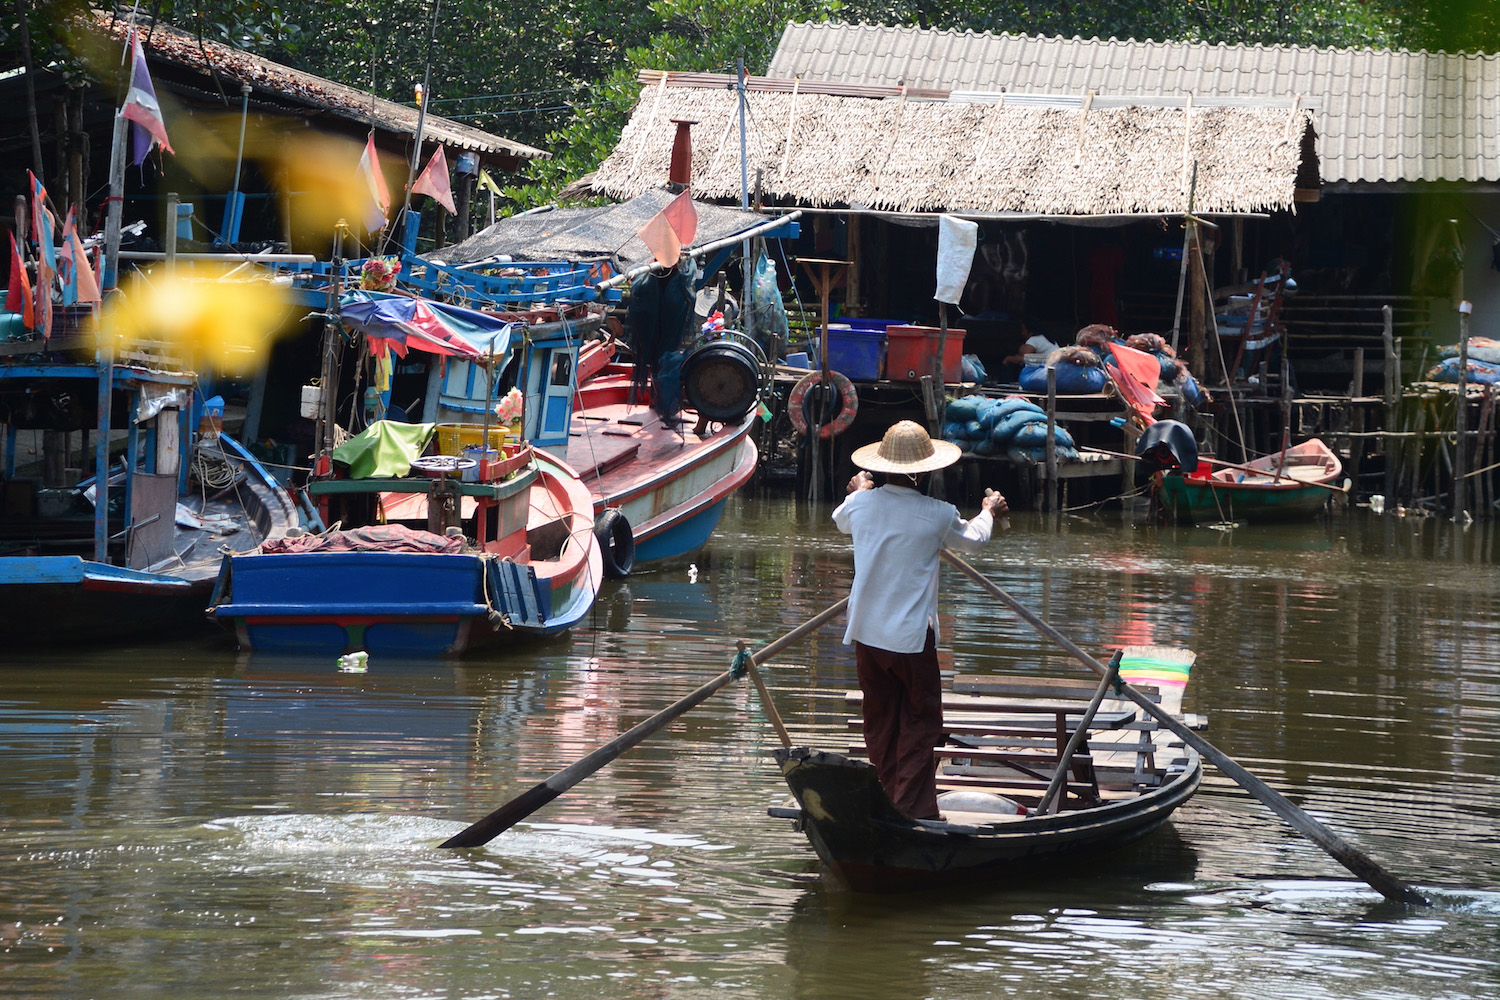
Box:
[842,672,1202,829]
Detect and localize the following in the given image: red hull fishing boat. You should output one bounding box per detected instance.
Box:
[566,335,760,575]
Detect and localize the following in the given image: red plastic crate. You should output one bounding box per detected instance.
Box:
[885,325,965,382]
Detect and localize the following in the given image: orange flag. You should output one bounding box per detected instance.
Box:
[637,211,681,268]
[63,225,101,305]
[7,232,33,328]
[661,190,698,247]
[1106,342,1166,420]
[411,145,456,215]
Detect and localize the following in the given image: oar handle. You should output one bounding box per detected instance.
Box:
[940,548,1430,907]
[440,596,849,848]
[441,668,739,848]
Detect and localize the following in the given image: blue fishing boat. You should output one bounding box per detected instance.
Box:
[208,283,603,656]
[0,337,299,646]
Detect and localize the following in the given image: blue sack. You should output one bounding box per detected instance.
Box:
[990,409,1036,446]
[945,395,984,423]
[1019,363,1107,394]
[1179,371,1205,406]
[1011,420,1076,450]
[987,397,1045,429]
[942,422,968,442]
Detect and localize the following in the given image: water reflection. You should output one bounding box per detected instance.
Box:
[3,494,1500,999]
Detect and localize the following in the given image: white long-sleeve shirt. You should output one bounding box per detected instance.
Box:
[832,485,994,653]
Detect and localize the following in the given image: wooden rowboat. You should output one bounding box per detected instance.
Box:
[1155,437,1346,523]
[768,673,1203,892]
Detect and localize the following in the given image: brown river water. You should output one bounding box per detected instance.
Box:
[2,489,1499,999]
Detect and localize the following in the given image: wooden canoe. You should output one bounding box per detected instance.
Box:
[768,674,1202,892]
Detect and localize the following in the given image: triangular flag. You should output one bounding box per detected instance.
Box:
[1106,341,1167,420]
[477,168,503,197]
[61,210,100,305]
[661,190,698,247]
[28,171,56,277]
[411,146,456,215]
[7,232,34,329]
[637,211,680,268]
[121,28,174,165]
[59,208,79,307]
[357,134,391,232]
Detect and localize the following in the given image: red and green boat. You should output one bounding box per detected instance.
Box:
[1155,438,1346,523]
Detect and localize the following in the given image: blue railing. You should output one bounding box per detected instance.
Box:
[271,254,622,309]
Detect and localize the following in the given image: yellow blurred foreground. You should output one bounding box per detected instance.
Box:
[100,270,296,374]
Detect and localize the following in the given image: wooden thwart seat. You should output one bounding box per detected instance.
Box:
[846,673,1172,811]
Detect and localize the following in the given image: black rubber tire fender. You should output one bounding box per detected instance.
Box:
[594,507,636,579]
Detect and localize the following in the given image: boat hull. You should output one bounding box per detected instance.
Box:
[1156,476,1334,522]
[1156,438,1344,523]
[773,747,1202,893]
[0,558,209,645]
[211,448,601,657]
[215,550,588,656]
[0,434,297,647]
[573,370,759,568]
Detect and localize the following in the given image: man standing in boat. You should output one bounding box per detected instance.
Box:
[834,421,1008,820]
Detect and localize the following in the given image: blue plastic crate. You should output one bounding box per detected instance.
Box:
[826,326,885,381]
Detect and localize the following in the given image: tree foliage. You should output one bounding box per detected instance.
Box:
[37,0,1496,216]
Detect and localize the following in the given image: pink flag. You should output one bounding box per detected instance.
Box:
[637,211,681,268]
[357,134,391,232]
[121,28,174,164]
[410,146,456,215]
[661,190,698,247]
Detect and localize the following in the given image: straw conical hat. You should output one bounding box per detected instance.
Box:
[851,420,961,474]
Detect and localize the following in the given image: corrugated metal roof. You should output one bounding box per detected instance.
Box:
[590,71,1317,218]
[767,21,1500,185]
[94,13,546,164]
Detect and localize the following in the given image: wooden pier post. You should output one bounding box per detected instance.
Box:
[1454,303,1470,521]
[1382,305,1397,503]
[1045,365,1058,513]
[1350,347,1365,493]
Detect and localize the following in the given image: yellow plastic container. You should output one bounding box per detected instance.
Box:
[435,423,514,455]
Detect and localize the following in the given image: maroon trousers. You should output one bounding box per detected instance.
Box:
[854,628,943,820]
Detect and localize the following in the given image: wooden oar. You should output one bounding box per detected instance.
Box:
[940,548,1431,906]
[1082,445,1350,494]
[439,596,847,848]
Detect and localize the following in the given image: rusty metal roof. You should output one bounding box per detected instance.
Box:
[92,12,546,165]
[767,21,1500,186]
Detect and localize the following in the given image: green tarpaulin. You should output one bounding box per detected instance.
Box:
[331,420,437,479]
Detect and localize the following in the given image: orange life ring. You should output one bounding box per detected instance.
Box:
[788,371,858,439]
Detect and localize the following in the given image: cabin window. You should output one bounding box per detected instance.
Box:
[550,353,571,388]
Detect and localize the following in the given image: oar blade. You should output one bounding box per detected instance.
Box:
[440,782,560,848]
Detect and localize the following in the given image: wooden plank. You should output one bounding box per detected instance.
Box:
[954,674,1162,702]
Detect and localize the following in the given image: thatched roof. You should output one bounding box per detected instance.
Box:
[590,71,1319,218]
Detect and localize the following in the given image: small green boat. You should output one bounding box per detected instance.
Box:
[1155,438,1346,523]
